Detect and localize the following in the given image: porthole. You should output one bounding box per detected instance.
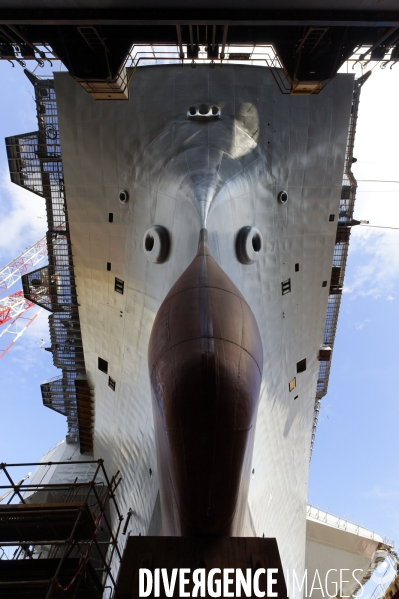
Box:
[119,189,129,204]
[252,233,261,252]
[145,235,154,252]
[143,225,170,264]
[236,226,263,265]
[278,190,288,205]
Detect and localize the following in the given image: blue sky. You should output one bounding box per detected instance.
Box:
[0,61,398,548]
[308,63,399,546]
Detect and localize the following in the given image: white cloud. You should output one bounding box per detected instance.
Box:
[9,309,52,373]
[355,319,370,331]
[363,486,399,500]
[24,308,51,343]
[0,170,47,266]
[344,226,399,298]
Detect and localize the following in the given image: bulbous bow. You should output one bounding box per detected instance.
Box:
[148,229,263,536]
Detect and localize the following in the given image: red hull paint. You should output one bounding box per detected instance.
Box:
[148,230,263,536]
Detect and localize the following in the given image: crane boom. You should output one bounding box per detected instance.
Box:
[0,231,65,357]
[0,235,47,296]
[0,307,43,359]
[0,291,35,327]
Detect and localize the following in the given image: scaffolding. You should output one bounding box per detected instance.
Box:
[310,71,372,457]
[0,459,123,599]
[41,374,80,445]
[5,76,92,453]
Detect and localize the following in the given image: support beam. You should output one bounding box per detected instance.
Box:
[0,9,399,27]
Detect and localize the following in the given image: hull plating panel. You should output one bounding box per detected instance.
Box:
[54,65,354,577]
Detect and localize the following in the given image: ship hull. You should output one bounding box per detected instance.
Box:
[54,64,354,578]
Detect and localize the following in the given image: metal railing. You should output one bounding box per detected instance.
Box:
[41,374,80,444]
[371,558,399,599]
[307,504,394,548]
[359,552,399,599]
[0,40,56,68]
[121,44,294,94]
[310,71,371,458]
[5,75,89,449]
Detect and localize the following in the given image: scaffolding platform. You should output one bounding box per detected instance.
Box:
[0,459,123,599]
[0,558,103,598]
[0,502,95,543]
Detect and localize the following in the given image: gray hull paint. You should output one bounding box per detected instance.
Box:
[54,65,354,578]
